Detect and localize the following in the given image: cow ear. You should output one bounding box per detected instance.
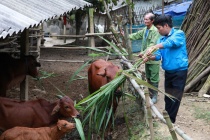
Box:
[97,68,106,77]
[51,104,60,115]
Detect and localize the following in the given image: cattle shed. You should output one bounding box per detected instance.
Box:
[0,0,91,100]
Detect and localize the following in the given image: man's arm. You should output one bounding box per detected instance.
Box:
[129,29,144,40]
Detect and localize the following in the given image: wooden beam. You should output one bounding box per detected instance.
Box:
[85,32,119,36]
[45,35,86,38]
[39,59,84,63]
[40,46,108,49]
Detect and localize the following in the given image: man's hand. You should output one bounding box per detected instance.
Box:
[147,46,157,55]
[142,55,155,63]
[143,57,149,63]
[138,52,144,58]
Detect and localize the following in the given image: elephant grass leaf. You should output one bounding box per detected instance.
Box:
[68,60,91,84]
[98,35,128,55]
[74,118,86,140]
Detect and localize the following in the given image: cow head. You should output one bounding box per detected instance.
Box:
[57,120,75,132]
[97,65,122,96]
[51,96,80,118]
[24,55,41,78]
[97,65,120,83]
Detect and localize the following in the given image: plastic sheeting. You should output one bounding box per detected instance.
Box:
[154,1,192,16]
[154,1,192,27]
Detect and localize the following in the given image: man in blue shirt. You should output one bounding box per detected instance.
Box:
[143,15,188,123]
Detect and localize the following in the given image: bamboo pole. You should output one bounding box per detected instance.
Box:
[122,22,133,60]
[103,0,124,52]
[163,110,178,140]
[145,89,154,140]
[184,66,210,93]
[198,74,210,97]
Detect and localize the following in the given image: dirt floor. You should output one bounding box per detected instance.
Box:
[6,41,210,140]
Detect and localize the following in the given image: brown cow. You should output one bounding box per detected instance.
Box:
[0,120,75,140]
[88,59,122,139]
[0,96,79,131]
[0,53,41,97]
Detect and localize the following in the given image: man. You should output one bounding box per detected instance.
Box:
[129,12,160,104]
[143,15,188,123]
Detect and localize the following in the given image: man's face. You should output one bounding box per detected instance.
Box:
[144,15,153,27]
[156,24,169,36]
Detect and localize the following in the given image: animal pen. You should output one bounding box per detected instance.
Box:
[0,0,208,139]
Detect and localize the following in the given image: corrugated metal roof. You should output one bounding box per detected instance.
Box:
[0,0,91,39]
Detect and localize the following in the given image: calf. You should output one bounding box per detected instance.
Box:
[88,59,122,139]
[0,53,41,97]
[0,96,79,131]
[0,120,75,140]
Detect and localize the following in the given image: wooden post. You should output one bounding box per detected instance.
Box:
[145,88,154,140]
[128,0,133,34]
[88,8,95,53]
[63,15,67,43]
[162,0,164,14]
[163,110,178,140]
[20,29,29,101]
[37,25,41,63]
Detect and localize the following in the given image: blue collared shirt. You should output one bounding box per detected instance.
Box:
[155,28,188,71]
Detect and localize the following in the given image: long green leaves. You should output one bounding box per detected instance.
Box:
[98,35,128,56]
[74,118,86,140]
[76,74,126,136]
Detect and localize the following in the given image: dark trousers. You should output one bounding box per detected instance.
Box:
[164,70,188,123]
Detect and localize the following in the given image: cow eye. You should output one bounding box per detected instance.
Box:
[65,106,69,109]
[64,123,67,126]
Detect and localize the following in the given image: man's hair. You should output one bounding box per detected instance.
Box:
[154,14,173,28]
[144,12,155,21]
